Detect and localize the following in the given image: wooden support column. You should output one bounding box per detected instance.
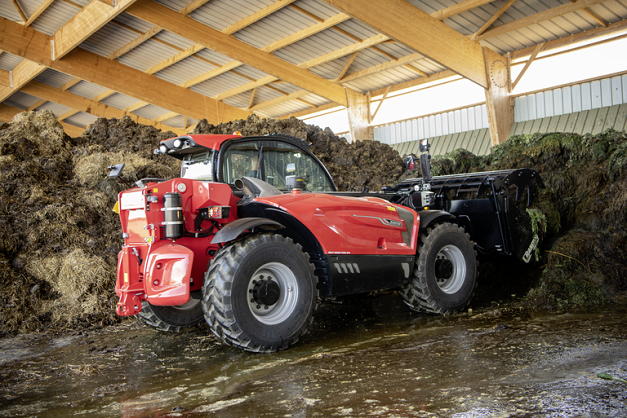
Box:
[346,89,373,142]
[483,47,513,146]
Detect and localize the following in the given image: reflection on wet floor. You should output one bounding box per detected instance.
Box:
[1,293,626,417]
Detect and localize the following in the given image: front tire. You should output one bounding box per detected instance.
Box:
[202,234,318,353]
[402,223,476,314]
[138,298,204,332]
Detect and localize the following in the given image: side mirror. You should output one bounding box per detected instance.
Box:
[419,139,430,153]
[403,155,416,171]
[107,164,125,177]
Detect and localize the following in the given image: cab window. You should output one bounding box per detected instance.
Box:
[181,150,214,180]
[221,140,334,192]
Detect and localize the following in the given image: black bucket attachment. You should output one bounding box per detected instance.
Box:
[393,169,543,263]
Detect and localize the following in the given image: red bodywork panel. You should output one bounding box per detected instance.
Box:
[115,178,239,316]
[255,192,419,255]
[143,243,194,306]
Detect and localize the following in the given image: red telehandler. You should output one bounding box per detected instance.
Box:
[110,133,541,352]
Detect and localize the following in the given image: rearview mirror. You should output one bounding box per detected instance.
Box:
[403,155,416,171]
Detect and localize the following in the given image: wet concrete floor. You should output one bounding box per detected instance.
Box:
[1,292,626,417]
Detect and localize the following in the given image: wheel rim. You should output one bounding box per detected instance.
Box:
[247,262,299,325]
[434,244,466,294]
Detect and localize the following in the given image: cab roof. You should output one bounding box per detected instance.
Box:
[160,134,242,151]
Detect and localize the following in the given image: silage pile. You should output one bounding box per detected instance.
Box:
[411,130,627,309]
[0,111,178,333]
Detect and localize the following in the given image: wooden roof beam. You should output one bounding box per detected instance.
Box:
[21,81,186,135]
[0,103,25,121]
[0,59,47,102]
[107,0,211,60]
[511,42,544,90]
[338,53,425,84]
[290,3,427,79]
[145,0,298,76]
[471,0,518,40]
[511,19,627,60]
[321,0,492,89]
[214,34,390,101]
[153,111,179,123]
[430,0,497,21]
[126,0,350,107]
[25,0,55,27]
[27,99,48,111]
[0,68,9,87]
[0,16,251,124]
[177,12,350,89]
[249,90,310,112]
[568,0,608,27]
[52,0,139,60]
[476,0,608,40]
[11,0,27,23]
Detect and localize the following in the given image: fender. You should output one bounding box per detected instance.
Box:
[144,243,194,306]
[211,217,285,244]
[418,210,455,230]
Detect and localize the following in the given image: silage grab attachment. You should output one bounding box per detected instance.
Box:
[393,168,543,263]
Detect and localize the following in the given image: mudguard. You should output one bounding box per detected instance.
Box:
[418,210,455,230]
[144,243,194,306]
[211,217,284,244]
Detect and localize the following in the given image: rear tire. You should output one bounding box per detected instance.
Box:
[401,223,476,314]
[202,234,318,353]
[138,298,204,332]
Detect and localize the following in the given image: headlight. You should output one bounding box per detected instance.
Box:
[173,138,182,148]
[159,144,168,154]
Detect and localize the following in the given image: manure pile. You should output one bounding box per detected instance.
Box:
[417,131,627,309]
[1,110,624,335]
[0,112,179,333]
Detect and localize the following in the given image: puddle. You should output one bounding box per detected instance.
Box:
[0,293,626,417]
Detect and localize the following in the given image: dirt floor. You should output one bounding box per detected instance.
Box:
[1,292,625,417]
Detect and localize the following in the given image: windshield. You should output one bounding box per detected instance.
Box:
[181,150,214,180]
[222,140,335,192]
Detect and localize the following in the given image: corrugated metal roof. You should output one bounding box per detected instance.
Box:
[0,0,625,135]
[0,54,23,71]
[100,93,142,110]
[63,112,99,127]
[34,68,74,89]
[3,91,41,110]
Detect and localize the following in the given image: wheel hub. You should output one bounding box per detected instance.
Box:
[435,258,453,279]
[251,277,280,306]
[434,245,466,294]
[247,264,299,325]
